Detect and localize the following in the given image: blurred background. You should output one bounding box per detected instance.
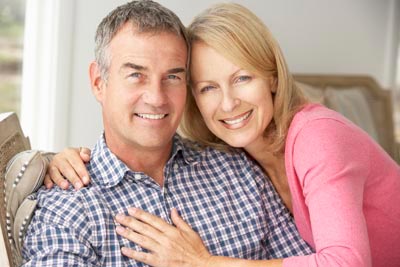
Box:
[0,0,399,151]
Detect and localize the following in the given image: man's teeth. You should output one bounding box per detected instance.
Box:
[136,113,167,120]
[223,111,251,125]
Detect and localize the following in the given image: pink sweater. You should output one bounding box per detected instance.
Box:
[282,104,400,267]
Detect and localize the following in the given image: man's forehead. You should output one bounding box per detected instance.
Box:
[107,30,187,71]
[119,61,186,74]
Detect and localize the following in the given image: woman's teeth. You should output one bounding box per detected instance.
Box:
[222,110,252,125]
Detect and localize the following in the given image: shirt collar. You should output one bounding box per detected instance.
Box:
[171,134,202,165]
[89,133,202,188]
[89,133,130,188]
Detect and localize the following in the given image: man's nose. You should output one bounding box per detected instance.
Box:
[142,80,168,107]
[220,90,240,112]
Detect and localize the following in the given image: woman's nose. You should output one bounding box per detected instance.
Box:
[220,91,240,112]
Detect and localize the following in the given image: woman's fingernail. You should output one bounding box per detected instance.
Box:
[128,207,137,214]
[75,181,83,190]
[116,226,125,234]
[82,176,89,184]
[115,214,125,221]
[61,181,69,189]
[121,247,129,255]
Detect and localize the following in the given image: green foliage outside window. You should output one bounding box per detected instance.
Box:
[0,0,25,115]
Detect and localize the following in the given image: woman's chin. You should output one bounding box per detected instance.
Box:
[224,137,252,149]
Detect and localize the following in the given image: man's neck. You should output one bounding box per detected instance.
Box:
[106,139,173,186]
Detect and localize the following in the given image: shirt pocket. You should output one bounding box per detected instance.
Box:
[200,215,268,259]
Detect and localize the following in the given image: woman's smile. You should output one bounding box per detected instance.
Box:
[219,109,253,129]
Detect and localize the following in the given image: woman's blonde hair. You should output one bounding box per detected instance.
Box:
[180,3,307,154]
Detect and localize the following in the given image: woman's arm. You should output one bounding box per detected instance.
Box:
[115,207,283,267]
[284,117,372,266]
[44,147,92,190]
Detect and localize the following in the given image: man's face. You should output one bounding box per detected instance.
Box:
[91,23,187,153]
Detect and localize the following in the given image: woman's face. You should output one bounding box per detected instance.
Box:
[190,42,275,148]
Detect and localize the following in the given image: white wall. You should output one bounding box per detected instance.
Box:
[26,0,400,150]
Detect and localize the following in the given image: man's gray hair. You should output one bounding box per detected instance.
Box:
[94,0,189,80]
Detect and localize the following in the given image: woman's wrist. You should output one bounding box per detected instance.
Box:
[202,255,219,267]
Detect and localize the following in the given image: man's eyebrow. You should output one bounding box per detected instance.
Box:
[121,62,147,71]
[167,67,186,74]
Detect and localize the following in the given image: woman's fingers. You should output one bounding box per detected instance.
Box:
[116,225,159,251]
[171,208,192,232]
[66,148,91,186]
[79,147,91,163]
[47,147,91,190]
[120,247,158,267]
[43,174,54,189]
[47,164,70,189]
[116,208,211,267]
[127,207,174,233]
[116,213,163,242]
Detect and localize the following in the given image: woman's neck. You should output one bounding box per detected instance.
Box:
[245,137,293,213]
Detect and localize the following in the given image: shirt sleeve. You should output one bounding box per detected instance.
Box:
[22,189,100,266]
[284,118,372,266]
[243,153,313,258]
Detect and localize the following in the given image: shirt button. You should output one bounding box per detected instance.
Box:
[173,163,179,171]
[134,174,141,180]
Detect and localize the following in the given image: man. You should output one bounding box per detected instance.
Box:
[22,1,312,265]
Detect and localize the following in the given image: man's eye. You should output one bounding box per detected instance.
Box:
[166,74,180,80]
[129,73,142,78]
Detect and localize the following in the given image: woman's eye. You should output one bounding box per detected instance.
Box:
[200,85,215,93]
[236,75,251,83]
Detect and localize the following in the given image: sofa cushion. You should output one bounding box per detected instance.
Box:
[324,86,379,142]
[297,82,325,104]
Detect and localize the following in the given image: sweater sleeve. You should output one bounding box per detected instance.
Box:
[283,118,372,267]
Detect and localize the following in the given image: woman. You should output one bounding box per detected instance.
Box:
[47,3,400,266]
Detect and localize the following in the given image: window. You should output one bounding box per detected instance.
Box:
[0,0,25,116]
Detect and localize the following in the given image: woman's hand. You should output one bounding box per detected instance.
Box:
[44,147,92,190]
[115,207,213,267]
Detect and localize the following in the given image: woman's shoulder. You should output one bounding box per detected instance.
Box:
[288,103,357,139]
[285,103,383,176]
[293,103,347,125]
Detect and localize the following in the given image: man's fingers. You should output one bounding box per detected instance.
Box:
[127,207,173,233]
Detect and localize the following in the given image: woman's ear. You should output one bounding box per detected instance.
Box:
[270,77,278,93]
[89,61,105,102]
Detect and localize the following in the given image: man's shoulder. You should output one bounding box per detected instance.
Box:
[179,136,249,162]
[34,184,108,221]
[180,138,262,178]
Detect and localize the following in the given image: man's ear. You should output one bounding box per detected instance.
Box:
[89,61,105,102]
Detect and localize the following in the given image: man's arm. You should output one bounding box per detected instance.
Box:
[22,188,100,266]
[242,153,313,258]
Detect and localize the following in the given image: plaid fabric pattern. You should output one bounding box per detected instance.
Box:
[22,134,312,266]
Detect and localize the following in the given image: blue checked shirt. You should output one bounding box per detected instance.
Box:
[22,134,312,266]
